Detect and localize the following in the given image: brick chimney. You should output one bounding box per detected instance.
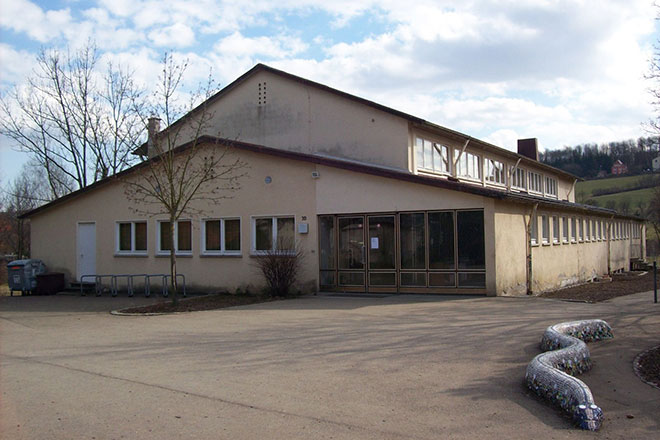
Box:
[517,138,538,161]
[147,117,161,156]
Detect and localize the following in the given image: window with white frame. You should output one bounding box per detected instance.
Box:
[541,215,550,244]
[545,177,558,198]
[585,219,590,241]
[158,220,192,254]
[578,218,584,241]
[415,137,450,174]
[512,167,526,190]
[562,216,569,243]
[528,171,543,193]
[202,218,241,255]
[571,217,577,242]
[606,221,610,240]
[253,216,295,252]
[529,215,539,246]
[484,158,505,185]
[598,221,602,240]
[455,150,481,180]
[552,216,559,244]
[116,221,147,254]
[591,220,596,240]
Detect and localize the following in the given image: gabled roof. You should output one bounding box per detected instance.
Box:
[23,136,639,221]
[136,63,580,182]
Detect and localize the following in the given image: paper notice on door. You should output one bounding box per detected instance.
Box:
[370,237,379,249]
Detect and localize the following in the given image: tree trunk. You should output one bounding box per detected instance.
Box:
[169,218,178,305]
[17,219,24,259]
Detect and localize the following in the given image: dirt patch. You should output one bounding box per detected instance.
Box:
[634,346,660,389]
[539,270,658,303]
[118,293,277,314]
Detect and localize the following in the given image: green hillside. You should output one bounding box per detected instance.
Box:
[576,174,657,201]
[589,187,655,209]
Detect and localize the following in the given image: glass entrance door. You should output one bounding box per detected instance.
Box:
[367,215,397,292]
[338,216,366,290]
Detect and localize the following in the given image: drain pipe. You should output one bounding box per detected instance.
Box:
[526,203,539,295]
[607,216,614,275]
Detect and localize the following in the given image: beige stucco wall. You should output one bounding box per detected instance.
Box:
[30,139,638,297]
[30,145,500,295]
[493,203,529,296]
[31,146,320,293]
[169,68,576,209]
[175,70,411,171]
[492,200,639,295]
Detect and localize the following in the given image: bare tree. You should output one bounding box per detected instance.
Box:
[0,163,53,258]
[648,9,660,136]
[0,42,143,198]
[123,54,246,304]
[646,186,660,249]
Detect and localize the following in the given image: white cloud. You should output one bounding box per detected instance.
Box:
[0,0,72,42]
[0,0,656,156]
[0,44,36,88]
[213,32,307,59]
[148,22,196,47]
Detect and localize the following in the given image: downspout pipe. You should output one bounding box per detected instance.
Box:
[567,179,577,201]
[607,216,614,275]
[526,203,539,295]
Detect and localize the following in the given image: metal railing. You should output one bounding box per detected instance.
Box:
[79,273,186,297]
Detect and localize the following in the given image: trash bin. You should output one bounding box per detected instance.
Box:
[6,259,47,296]
[35,272,65,295]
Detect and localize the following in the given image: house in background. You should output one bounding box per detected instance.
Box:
[611,160,628,175]
[22,64,646,296]
[653,155,660,172]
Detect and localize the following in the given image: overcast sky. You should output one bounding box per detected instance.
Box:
[1,0,658,183]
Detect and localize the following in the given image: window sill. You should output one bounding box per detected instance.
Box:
[418,169,450,177]
[485,181,506,188]
[542,242,551,246]
[114,253,148,258]
[456,176,482,184]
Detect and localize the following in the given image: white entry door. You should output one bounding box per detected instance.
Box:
[77,222,96,281]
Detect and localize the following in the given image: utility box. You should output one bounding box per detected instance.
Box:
[7,259,47,296]
[35,272,65,295]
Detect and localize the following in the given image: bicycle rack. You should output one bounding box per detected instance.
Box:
[79,273,186,297]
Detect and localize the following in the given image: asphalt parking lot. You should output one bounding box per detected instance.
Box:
[1,292,658,439]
